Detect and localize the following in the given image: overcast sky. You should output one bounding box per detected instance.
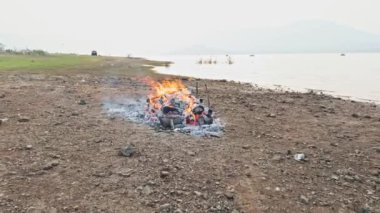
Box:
[1,0,380,55]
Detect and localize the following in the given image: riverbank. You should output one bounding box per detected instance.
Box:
[0,55,379,212]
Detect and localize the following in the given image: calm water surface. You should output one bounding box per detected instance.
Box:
[150,54,380,103]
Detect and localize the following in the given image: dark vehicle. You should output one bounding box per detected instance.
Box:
[91,50,97,56]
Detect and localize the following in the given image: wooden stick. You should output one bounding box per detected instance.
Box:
[196,81,199,96]
[170,119,174,130]
[205,83,211,108]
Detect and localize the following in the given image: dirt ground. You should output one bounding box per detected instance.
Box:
[0,57,379,213]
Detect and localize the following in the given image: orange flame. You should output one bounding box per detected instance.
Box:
[146,78,196,116]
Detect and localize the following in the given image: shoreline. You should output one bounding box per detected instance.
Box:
[150,53,380,104]
[0,56,379,212]
[152,63,380,106]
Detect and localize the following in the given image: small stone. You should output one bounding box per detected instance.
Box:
[159,203,171,211]
[300,195,309,204]
[173,209,183,213]
[25,145,33,150]
[271,154,283,162]
[267,113,276,118]
[294,153,305,161]
[119,144,136,157]
[94,138,104,143]
[71,112,79,116]
[344,175,355,182]
[358,208,370,213]
[0,94,5,98]
[18,117,30,122]
[369,169,379,177]
[26,207,44,213]
[187,151,196,156]
[117,168,133,177]
[330,143,338,147]
[225,192,234,200]
[194,191,202,197]
[352,113,359,118]
[160,171,169,178]
[47,207,57,213]
[231,210,240,213]
[242,145,251,149]
[142,185,153,195]
[331,175,339,181]
[42,160,59,170]
[372,147,380,153]
[78,99,86,105]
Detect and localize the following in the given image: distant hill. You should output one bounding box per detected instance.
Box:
[174,20,380,54]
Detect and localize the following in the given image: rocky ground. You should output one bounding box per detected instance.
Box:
[0,57,379,213]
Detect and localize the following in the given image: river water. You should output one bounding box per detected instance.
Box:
[150,53,380,103]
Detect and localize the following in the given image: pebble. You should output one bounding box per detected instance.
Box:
[331,175,339,181]
[369,169,379,177]
[343,175,355,182]
[18,117,30,122]
[25,145,33,150]
[42,160,60,170]
[117,168,133,177]
[267,113,276,118]
[160,171,170,178]
[225,192,234,200]
[294,153,305,161]
[272,154,283,162]
[242,145,251,149]
[78,99,87,105]
[187,151,196,156]
[159,203,171,211]
[300,195,309,204]
[119,144,136,157]
[351,113,360,118]
[194,191,202,197]
[71,112,80,116]
[142,185,153,195]
[373,147,380,153]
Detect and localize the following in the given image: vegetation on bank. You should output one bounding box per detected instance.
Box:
[0,54,104,71]
[0,42,170,74]
[0,42,102,71]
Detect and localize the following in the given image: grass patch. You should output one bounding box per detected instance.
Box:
[0,54,103,71]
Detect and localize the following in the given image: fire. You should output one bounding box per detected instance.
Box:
[147,79,196,117]
[140,76,214,129]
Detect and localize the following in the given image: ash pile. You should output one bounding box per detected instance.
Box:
[103,79,224,137]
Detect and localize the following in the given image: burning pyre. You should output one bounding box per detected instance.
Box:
[103,78,223,137]
[145,79,214,129]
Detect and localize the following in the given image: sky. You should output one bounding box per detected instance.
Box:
[1,0,380,55]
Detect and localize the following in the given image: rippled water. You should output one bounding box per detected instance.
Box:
[150,54,380,103]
